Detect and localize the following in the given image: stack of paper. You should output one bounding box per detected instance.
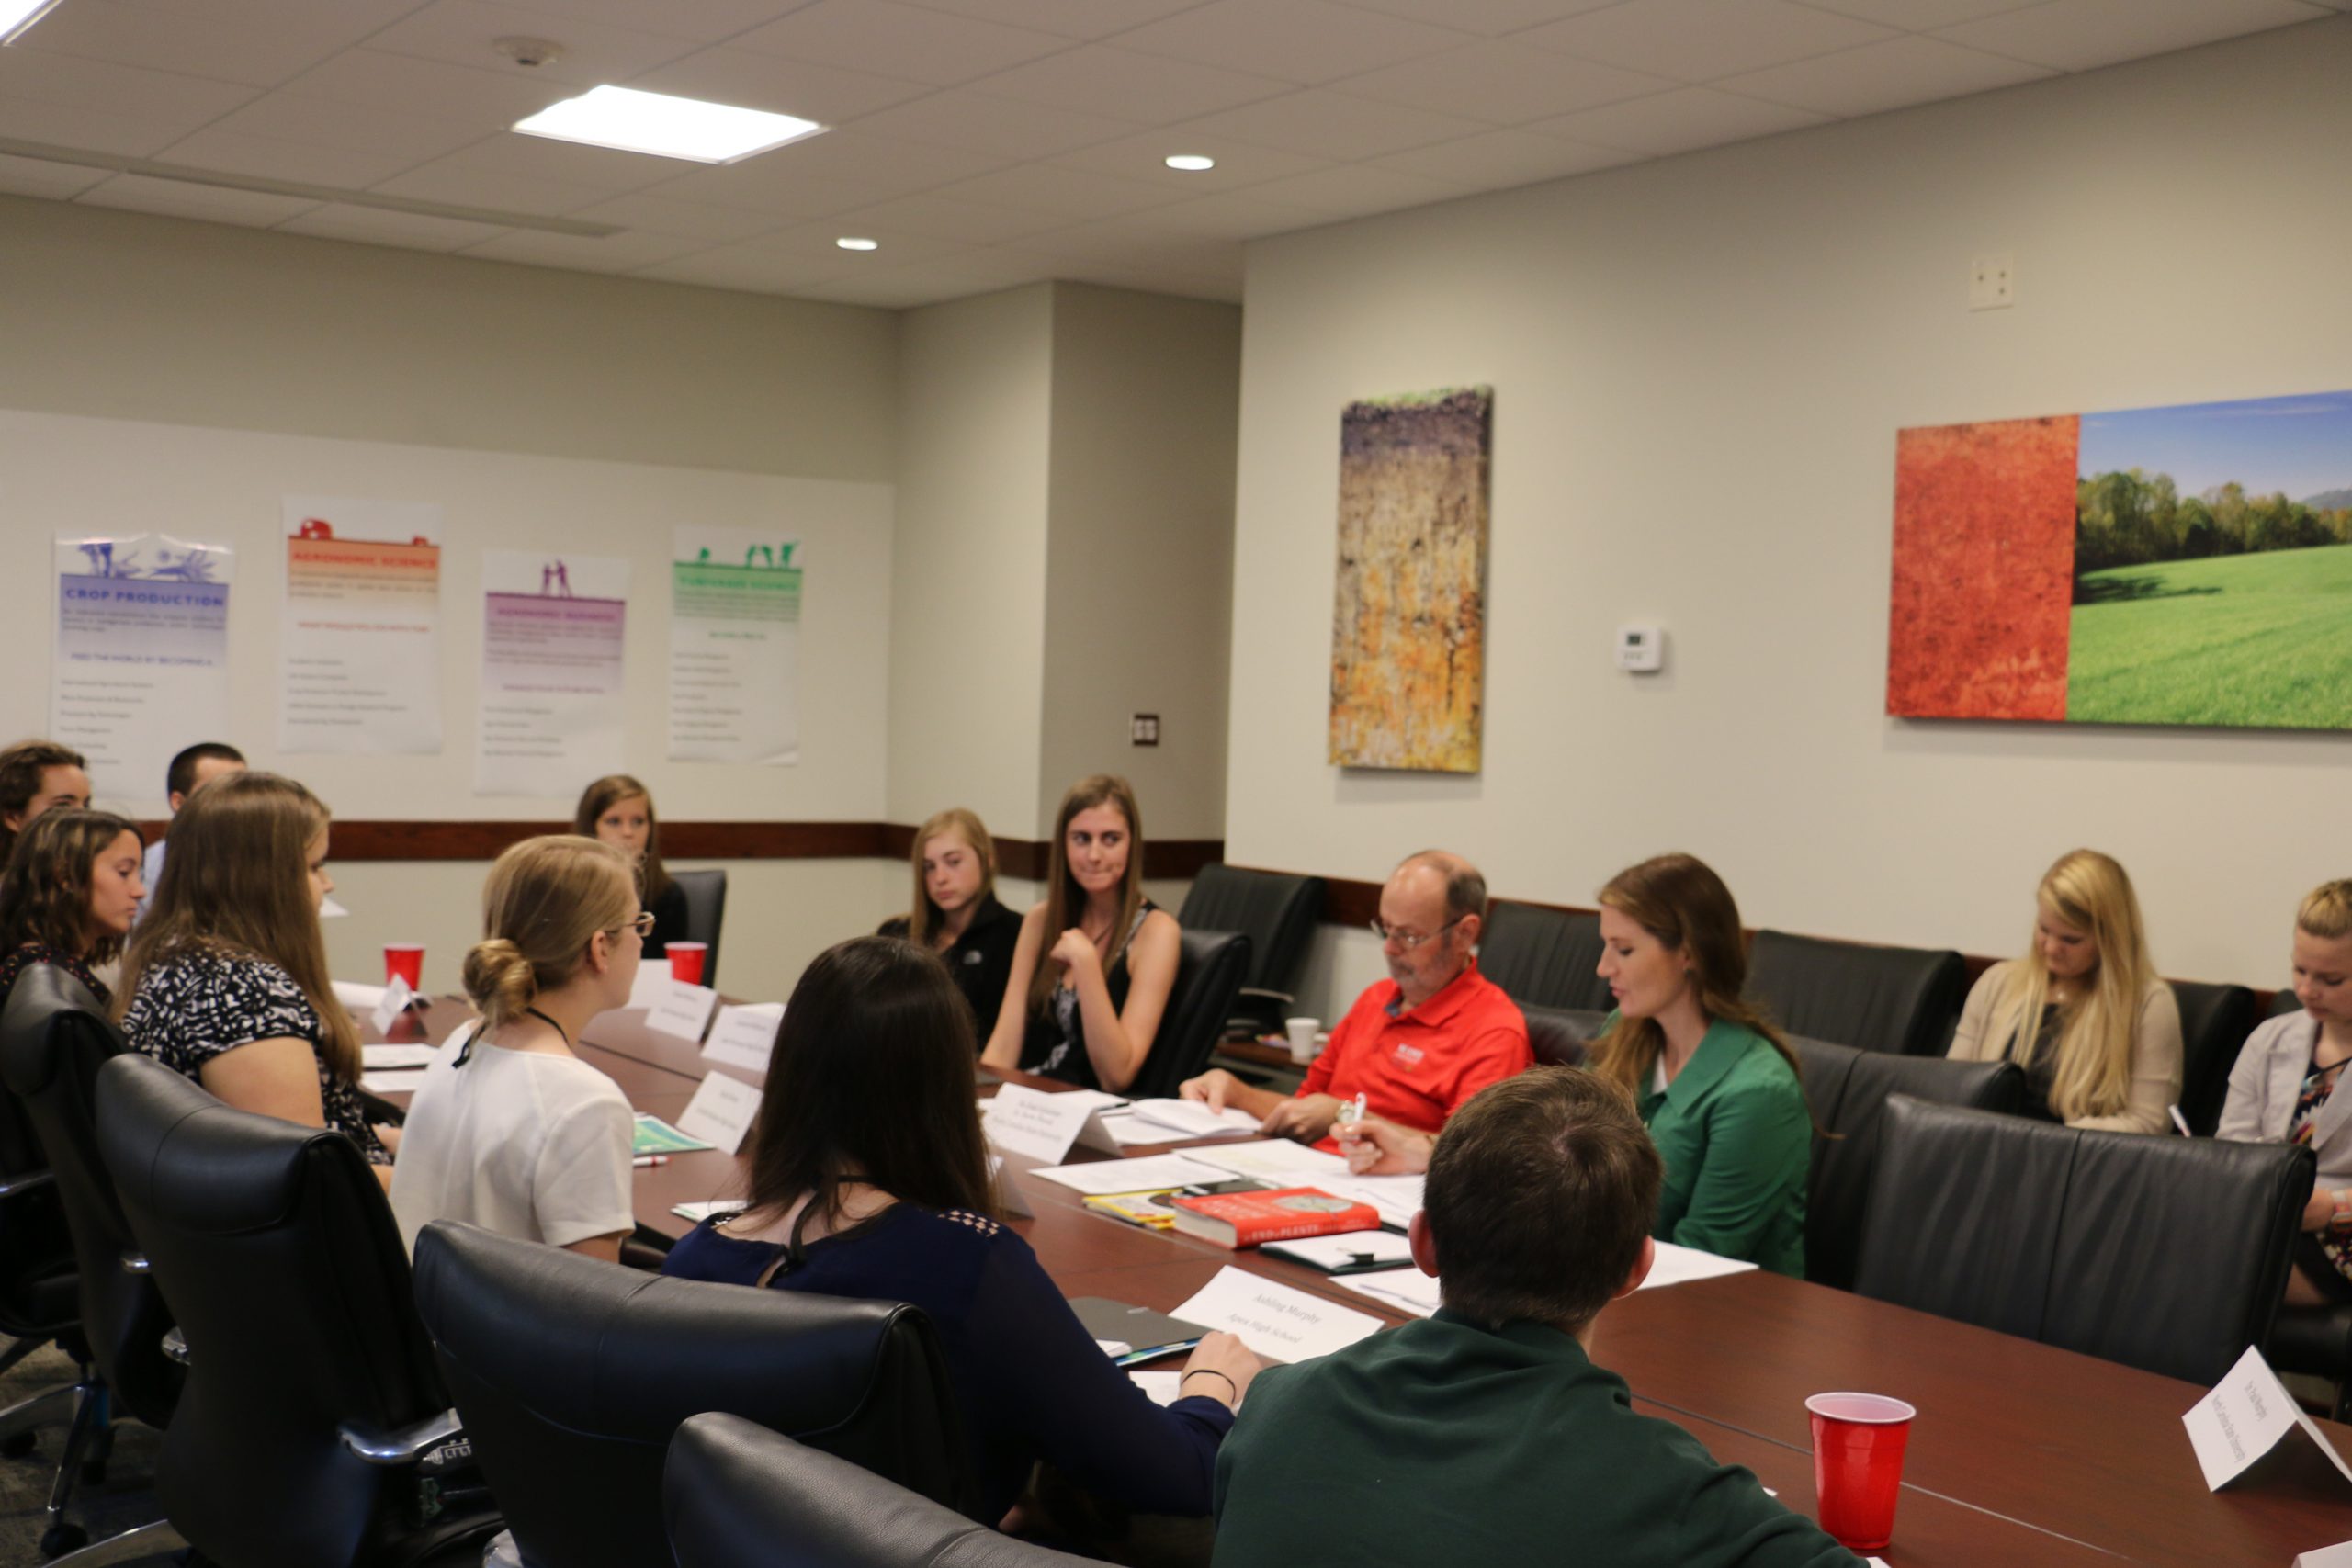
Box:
[1637,1241,1758,1292]
[1130,1371,1184,1407]
[363,1044,436,1071]
[1027,1153,1228,1195]
[1337,1266,1442,1318]
[1317,1173,1425,1228]
[1184,1140,1350,1182]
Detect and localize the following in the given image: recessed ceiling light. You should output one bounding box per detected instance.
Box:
[836,236,879,252]
[513,85,824,164]
[1165,154,1216,173]
[0,0,68,46]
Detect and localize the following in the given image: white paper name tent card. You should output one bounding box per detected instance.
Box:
[2182,1345,2352,1492]
[674,1071,762,1156]
[1170,1265,1384,1364]
[704,1002,782,1075]
[982,1084,1123,1166]
[644,979,720,1043]
[369,974,414,1036]
[2297,1543,2352,1568]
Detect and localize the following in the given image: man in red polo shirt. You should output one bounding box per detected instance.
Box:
[1181,851,1530,1148]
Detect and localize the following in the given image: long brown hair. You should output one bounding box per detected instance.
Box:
[115,772,359,1082]
[0,807,142,964]
[906,807,997,948]
[1989,849,2159,1122]
[741,936,997,1258]
[463,835,637,1031]
[1026,774,1146,1015]
[1585,852,1801,1098]
[0,739,86,863]
[573,773,672,904]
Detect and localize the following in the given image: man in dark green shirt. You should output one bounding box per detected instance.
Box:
[1212,1068,1859,1568]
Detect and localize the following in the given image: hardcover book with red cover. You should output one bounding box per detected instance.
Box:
[1169,1187,1382,1248]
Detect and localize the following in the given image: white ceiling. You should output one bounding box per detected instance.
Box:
[1,0,2343,308]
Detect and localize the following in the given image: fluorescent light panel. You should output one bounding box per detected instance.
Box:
[514,85,824,164]
[0,0,68,46]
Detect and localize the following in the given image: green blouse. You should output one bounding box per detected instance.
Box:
[1634,1018,1811,1278]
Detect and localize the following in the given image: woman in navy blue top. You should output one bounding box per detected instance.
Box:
[662,935,1259,1524]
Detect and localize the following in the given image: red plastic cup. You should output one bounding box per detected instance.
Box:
[383,944,424,989]
[667,942,708,986]
[1807,1392,1913,1551]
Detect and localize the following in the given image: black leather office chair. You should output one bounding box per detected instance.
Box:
[1174,867,1324,1037]
[94,1054,500,1568]
[672,869,729,986]
[1126,930,1250,1100]
[0,994,82,1460]
[667,1414,1094,1568]
[2174,980,2258,1136]
[1477,903,1609,1011]
[1521,1004,1593,1070]
[1858,1096,2309,1384]
[1790,1038,2022,1292]
[413,1221,975,1568]
[2270,987,2306,1021]
[0,964,184,1561]
[1745,931,1967,1055]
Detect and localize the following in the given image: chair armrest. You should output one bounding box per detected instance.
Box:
[161,1328,189,1366]
[340,1408,465,1466]
[0,1170,54,1201]
[1237,987,1295,1006]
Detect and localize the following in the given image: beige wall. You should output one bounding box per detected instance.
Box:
[1229,17,2352,1017]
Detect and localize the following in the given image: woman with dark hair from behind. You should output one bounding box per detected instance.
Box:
[0,807,145,1010]
[662,935,1259,1526]
[575,773,685,956]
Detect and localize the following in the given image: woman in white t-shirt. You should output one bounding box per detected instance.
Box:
[390,835,645,1259]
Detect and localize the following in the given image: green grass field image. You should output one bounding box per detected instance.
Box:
[2067,544,2352,728]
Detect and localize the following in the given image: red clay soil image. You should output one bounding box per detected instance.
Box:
[1885,414,2079,720]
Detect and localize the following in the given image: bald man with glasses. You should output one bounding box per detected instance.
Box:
[1182,851,1531,1148]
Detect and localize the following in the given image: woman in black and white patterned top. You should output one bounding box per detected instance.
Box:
[116,773,390,1178]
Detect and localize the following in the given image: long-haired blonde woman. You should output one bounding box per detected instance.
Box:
[1949,849,2181,1134]
[980,775,1179,1093]
[876,807,1019,1032]
[118,773,390,1182]
[0,807,144,1010]
[574,773,683,956]
[390,836,642,1260]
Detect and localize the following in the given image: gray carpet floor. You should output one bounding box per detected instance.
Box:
[0,1339,177,1567]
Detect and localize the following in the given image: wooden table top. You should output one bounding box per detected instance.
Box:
[364,993,2352,1565]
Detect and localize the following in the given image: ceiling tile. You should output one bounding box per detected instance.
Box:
[278,49,573,128]
[794,260,1046,308]
[1720,33,2053,114]
[1333,39,1678,123]
[1230,162,1479,218]
[1114,0,1474,85]
[0,49,258,125]
[1325,0,1625,32]
[644,160,887,219]
[720,128,1008,191]
[824,191,1078,243]
[1371,128,1641,186]
[743,224,975,269]
[373,158,621,218]
[0,152,108,198]
[485,0,814,44]
[1104,188,1332,238]
[965,46,1293,123]
[728,0,1073,87]
[8,0,424,88]
[889,0,1208,41]
[458,227,714,271]
[845,90,1136,160]
[923,162,1190,219]
[160,128,432,190]
[566,190,794,241]
[1520,0,1900,81]
[435,129,707,191]
[1791,0,2046,28]
[1935,0,2330,71]
[204,93,493,164]
[1178,87,1491,159]
[1528,85,1831,154]
[634,243,870,292]
[1046,130,1331,191]
[0,99,209,158]
[277,204,515,253]
[1007,220,1240,276]
[76,172,320,228]
[364,0,700,86]
[1031,254,1242,300]
[628,46,933,124]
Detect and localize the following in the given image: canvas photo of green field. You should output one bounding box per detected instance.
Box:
[2065,391,2352,729]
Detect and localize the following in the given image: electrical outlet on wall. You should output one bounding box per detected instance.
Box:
[1970,254,2015,310]
[1130,713,1159,746]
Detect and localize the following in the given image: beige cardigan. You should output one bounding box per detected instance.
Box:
[1947,958,2183,1134]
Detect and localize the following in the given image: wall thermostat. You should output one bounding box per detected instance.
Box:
[1615,624,1665,673]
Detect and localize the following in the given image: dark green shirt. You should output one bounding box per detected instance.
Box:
[1638,1017,1811,1277]
[1212,1311,1859,1568]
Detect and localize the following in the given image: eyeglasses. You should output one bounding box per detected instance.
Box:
[1370,916,1464,952]
[615,910,656,939]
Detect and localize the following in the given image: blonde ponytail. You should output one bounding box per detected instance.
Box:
[462,936,539,1031]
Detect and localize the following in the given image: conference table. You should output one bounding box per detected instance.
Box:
[368,997,2352,1566]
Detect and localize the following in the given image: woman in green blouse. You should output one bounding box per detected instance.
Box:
[1585,853,1810,1275]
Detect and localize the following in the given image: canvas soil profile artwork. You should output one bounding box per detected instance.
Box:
[1329,387,1492,772]
[1886,389,2352,730]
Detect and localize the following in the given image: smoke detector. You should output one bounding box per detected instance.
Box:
[494,36,563,69]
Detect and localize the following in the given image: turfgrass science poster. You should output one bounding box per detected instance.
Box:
[1887,389,2352,730]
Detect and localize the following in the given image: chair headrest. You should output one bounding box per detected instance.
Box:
[0,961,113,1099]
[96,1053,348,1233]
